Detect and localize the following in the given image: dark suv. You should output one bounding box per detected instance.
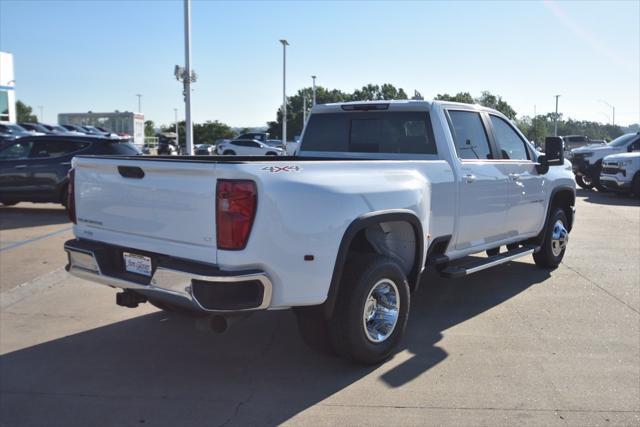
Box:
[0,135,140,207]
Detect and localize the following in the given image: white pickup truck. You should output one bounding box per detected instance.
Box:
[64,100,575,364]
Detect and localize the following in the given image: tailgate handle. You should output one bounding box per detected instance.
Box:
[118,166,145,179]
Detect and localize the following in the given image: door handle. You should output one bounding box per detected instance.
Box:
[508,173,521,180]
[14,165,27,169]
[464,174,476,183]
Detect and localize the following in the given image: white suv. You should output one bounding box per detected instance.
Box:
[217,139,284,156]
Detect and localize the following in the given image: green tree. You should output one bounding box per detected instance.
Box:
[193,120,235,144]
[435,91,516,119]
[267,84,408,140]
[16,100,38,122]
[434,92,474,104]
[144,120,155,137]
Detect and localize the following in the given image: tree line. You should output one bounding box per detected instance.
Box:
[16,89,636,146]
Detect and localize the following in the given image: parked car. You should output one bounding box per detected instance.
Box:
[61,124,89,134]
[569,132,640,190]
[40,124,74,134]
[0,135,140,207]
[64,100,575,364]
[157,141,178,155]
[235,132,269,143]
[562,135,594,151]
[217,139,284,156]
[599,152,640,197]
[0,123,36,141]
[195,144,216,155]
[18,122,53,134]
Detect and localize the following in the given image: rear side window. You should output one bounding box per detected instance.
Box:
[302,112,437,155]
[447,111,492,160]
[30,140,89,158]
[102,142,140,155]
[489,115,530,160]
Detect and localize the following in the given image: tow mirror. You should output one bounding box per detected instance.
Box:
[544,137,564,166]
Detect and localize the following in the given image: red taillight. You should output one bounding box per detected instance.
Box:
[67,168,76,224]
[216,180,257,250]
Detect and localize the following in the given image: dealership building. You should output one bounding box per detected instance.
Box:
[58,111,145,145]
[0,51,16,122]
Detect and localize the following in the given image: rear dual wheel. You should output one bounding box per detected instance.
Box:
[296,254,410,365]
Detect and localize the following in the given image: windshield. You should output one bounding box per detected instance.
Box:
[0,124,27,132]
[608,133,638,147]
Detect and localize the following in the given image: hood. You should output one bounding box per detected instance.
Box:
[571,144,621,154]
[603,152,640,162]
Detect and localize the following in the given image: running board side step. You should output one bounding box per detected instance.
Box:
[440,245,540,278]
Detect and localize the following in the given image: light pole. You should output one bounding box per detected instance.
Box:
[302,96,307,126]
[311,75,317,106]
[174,108,179,147]
[183,0,194,155]
[598,99,615,126]
[280,39,289,148]
[37,105,43,122]
[136,94,142,113]
[554,94,561,136]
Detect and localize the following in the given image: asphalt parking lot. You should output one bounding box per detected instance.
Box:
[0,191,638,427]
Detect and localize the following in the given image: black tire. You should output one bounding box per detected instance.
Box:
[223,150,235,155]
[486,247,500,257]
[575,175,594,190]
[592,163,609,192]
[632,173,640,198]
[506,243,520,251]
[327,254,410,365]
[265,151,277,156]
[0,201,18,207]
[533,208,569,269]
[294,305,334,355]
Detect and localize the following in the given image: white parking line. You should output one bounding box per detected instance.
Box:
[0,227,72,253]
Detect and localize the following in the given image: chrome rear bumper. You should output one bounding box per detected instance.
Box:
[65,239,272,313]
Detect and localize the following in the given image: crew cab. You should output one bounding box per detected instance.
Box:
[569,132,640,191]
[63,100,575,364]
[599,152,640,197]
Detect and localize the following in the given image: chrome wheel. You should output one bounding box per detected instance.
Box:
[582,175,593,186]
[551,219,568,257]
[362,278,400,343]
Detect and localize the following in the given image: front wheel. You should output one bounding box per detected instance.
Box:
[328,254,410,364]
[222,150,236,155]
[575,175,594,190]
[533,208,569,269]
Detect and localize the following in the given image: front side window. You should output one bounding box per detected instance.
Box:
[303,112,436,155]
[448,111,492,160]
[489,115,530,160]
[0,141,33,159]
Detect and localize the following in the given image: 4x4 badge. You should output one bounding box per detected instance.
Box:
[261,165,302,173]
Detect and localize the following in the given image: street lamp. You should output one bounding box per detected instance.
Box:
[311,75,317,106]
[597,99,615,126]
[280,39,289,148]
[554,94,561,136]
[136,94,142,113]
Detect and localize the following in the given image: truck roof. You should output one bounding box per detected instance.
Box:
[311,99,498,114]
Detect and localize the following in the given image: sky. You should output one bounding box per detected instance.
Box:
[1,0,638,128]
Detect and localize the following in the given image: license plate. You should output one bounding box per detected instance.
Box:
[123,252,152,276]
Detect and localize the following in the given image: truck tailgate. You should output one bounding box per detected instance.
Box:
[73,157,218,264]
